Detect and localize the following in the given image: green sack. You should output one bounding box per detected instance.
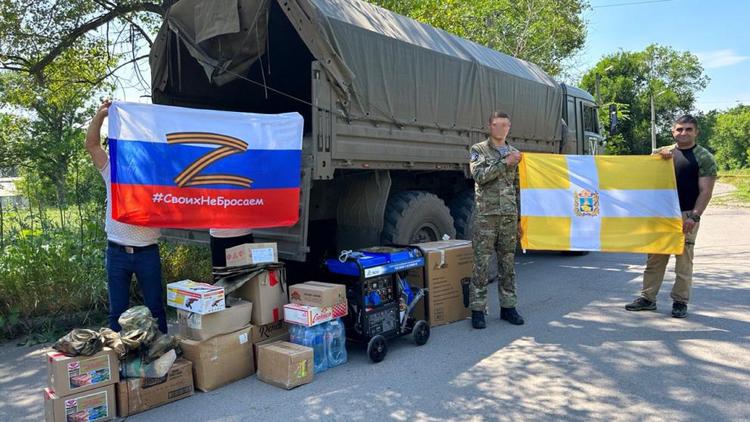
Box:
[99,328,128,359]
[121,349,177,379]
[144,334,181,363]
[53,329,103,356]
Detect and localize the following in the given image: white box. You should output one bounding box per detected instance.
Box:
[225,243,278,267]
[283,302,347,327]
[167,280,225,315]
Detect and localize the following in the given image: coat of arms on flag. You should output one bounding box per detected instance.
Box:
[575,189,599,217]
[107,101,303,229]
[519,153,684,254]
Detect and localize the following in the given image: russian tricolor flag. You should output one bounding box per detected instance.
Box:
[107,102,303,229]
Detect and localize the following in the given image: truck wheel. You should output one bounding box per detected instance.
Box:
[449,190,475,240]
[381,191,456,245]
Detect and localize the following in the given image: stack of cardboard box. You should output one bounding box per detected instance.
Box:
[173,242,291,392]
[169,283,255,392]
[225,245,290,367]
[283,281,348,327]
[44,348,120,422]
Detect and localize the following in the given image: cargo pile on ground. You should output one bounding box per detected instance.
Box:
[41,240,473,421]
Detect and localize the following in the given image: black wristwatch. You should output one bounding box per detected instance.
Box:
[688,212,701,222]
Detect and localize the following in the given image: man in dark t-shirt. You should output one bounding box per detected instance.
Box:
[625,115,717,318]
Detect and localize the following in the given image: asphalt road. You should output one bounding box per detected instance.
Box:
[2,205,748,421]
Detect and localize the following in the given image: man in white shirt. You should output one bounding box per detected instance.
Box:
[85,101,167,333]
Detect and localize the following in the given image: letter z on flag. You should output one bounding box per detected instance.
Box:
[519,153,684,254]
[107,101,303,229]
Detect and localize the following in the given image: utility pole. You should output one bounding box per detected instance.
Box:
[650,91,656,151]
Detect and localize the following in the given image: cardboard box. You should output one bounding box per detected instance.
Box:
[44,384,116,422]
[408,240,472,327]
[253,329,290,369]
[180,325,254,392]
[290,281,346,307]
[167,280,225,315]
[230,268,288,325]
[225,242,278,267]
[283,302,348,327]
[177,297,253,341]
[47,348,119,397]
[116,359,194,417]
[257,341,313,390]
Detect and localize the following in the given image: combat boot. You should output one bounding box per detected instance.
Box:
[625,297,656,311]
[471,311,486,329]
[672,301,688,318]
[500,307,524,325]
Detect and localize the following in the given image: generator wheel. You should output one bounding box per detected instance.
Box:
[367,335,388,363]
[413,320,430,346]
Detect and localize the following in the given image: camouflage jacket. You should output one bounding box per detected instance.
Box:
[469,139,520,216]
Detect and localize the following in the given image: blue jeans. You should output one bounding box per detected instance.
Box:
[105,244,167,333]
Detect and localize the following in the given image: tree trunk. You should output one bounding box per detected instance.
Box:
[54,172,67,229]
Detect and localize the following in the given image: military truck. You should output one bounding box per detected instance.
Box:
[149,0,603,263]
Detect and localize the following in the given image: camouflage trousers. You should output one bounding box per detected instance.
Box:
[470,214,518,312]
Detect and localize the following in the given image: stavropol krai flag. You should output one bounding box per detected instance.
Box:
[519,153,684,254]
[107,101,303,229]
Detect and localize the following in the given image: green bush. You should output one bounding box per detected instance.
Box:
[0,203,214,340]
[0,222,109,338]
[160,242,213,284]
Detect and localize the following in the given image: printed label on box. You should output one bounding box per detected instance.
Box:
[284,302,347,327]
[67,355,111,389]
[250,247,275,263]
[239,333,249,344]
[64,390,110,421]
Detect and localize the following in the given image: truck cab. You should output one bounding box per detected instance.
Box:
[561,84,604,155]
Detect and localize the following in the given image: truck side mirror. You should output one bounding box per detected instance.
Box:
[608,104,618,135]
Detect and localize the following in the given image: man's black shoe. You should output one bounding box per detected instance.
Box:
[672,302,688,318]
[625,297,656,311]
[471,311,486,329]
[500,307,525,325]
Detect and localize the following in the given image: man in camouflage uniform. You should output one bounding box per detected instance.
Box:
[468,111,524,329]
[626,115,717,318]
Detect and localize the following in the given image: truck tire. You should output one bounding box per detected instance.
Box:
[381,191,456,245]
[449,190,475,240]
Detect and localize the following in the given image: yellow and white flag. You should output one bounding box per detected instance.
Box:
[519,153,684,254]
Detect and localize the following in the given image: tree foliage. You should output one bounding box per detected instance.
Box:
[581,44,709,154]
[0,0,166,84]
[369,0,589,76]
[710,105,750,170]
[1,45,116,208]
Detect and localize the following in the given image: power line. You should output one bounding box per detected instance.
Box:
[592,0,675,9]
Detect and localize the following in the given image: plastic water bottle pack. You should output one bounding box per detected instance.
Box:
[325,319,348,367]
[289,319,348,373]
[294,324,328,374]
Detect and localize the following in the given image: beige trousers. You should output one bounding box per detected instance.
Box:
[640,212,700,304]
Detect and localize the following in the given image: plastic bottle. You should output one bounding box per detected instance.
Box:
[289,324,301,344]
[311,324,328,373]
[325,318,348,367]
